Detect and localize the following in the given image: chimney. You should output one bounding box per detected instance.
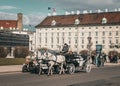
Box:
[17,13,23,31]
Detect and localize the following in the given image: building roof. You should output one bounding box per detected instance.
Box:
[35,12,120,28]
[0,20,18,29]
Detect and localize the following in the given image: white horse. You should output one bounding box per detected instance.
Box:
[44,50,66,76]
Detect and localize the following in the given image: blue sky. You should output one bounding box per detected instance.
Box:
[0,0,120,26]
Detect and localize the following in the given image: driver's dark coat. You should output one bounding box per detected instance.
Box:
[62,44,69,53]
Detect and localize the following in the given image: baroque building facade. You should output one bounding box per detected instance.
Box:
[33,11,120,54]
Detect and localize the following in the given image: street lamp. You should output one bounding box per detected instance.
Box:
[87,37,92,56]
[75,18,80,53]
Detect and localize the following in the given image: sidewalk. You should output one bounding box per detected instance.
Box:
[0,62,120,73]
[0,65,23,73]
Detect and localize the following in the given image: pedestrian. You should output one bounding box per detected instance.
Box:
[91,53,95,64]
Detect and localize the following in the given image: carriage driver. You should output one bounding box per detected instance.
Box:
[62,43,69,54]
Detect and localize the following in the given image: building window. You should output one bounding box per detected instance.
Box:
[102,17,107,24]
[109,26,112,29]
[45,33,47,37]
[96,41,98,44]
[51,20,56,26]
[75,45,77,48]
[82,45,84,48]
[82,39,84,44]
[69,32,71,36]
[62,38,64,44]
[45,37,47,43]
[116,39,118,44]
[51,32,53,36]
[39,37,41,43]
[74,18,80,25]
[96,32,98,36]
[109,32,112,36]
[62,32,64,36]
[57,37,59,43]
[89,32,91,36]
[51,37,53,43]
[69,40,71,44]
[57,33,59,37]
[103,40,105,44]
[116,31,118,36]
[109,40,111,44]
[75,37,78,44]
[102,32,105,36]
[82,32,84,36]
[51,45,53,48]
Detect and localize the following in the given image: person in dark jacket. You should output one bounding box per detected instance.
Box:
[62,43,69,54]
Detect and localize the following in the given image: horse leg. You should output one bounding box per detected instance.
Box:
[59,63,64,74]
[62,64,65,74]
[50,67,53,75]
[48,62,54,76]
[47,64,51,76]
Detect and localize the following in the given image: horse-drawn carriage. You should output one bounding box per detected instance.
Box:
[65,52,91,74]
[22,49,91,75]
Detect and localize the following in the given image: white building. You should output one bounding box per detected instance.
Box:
[32,11,120,54]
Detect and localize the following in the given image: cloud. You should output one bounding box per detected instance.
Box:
[0,12,17,20]
[55,0,120,11]
[0,11,45,25]
[0,6,18,10]
[25,14,45,25]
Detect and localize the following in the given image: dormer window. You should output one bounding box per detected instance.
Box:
[0,27,3,30]
[102,17,107,24]
[75,18,80,25]
[51,20,56,26]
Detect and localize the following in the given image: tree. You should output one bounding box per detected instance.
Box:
[14,47,29,58]
[0,47,8,58]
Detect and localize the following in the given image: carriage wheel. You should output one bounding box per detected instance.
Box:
[54,65,60,74]
[67,63,75,74]
[84,61,91,73]
[22,65,28,72]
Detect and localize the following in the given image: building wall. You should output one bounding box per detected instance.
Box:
[34,25,120,54]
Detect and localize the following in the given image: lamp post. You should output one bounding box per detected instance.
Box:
[74,17,80,54]
[87,37,92,56]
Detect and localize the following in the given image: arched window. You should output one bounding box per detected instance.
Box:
[51,20,56,26]
[74,18,80,25]
[102,17,107,24]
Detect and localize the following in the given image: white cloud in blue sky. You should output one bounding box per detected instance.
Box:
[0,6,19,10]
[0,0,120,25]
